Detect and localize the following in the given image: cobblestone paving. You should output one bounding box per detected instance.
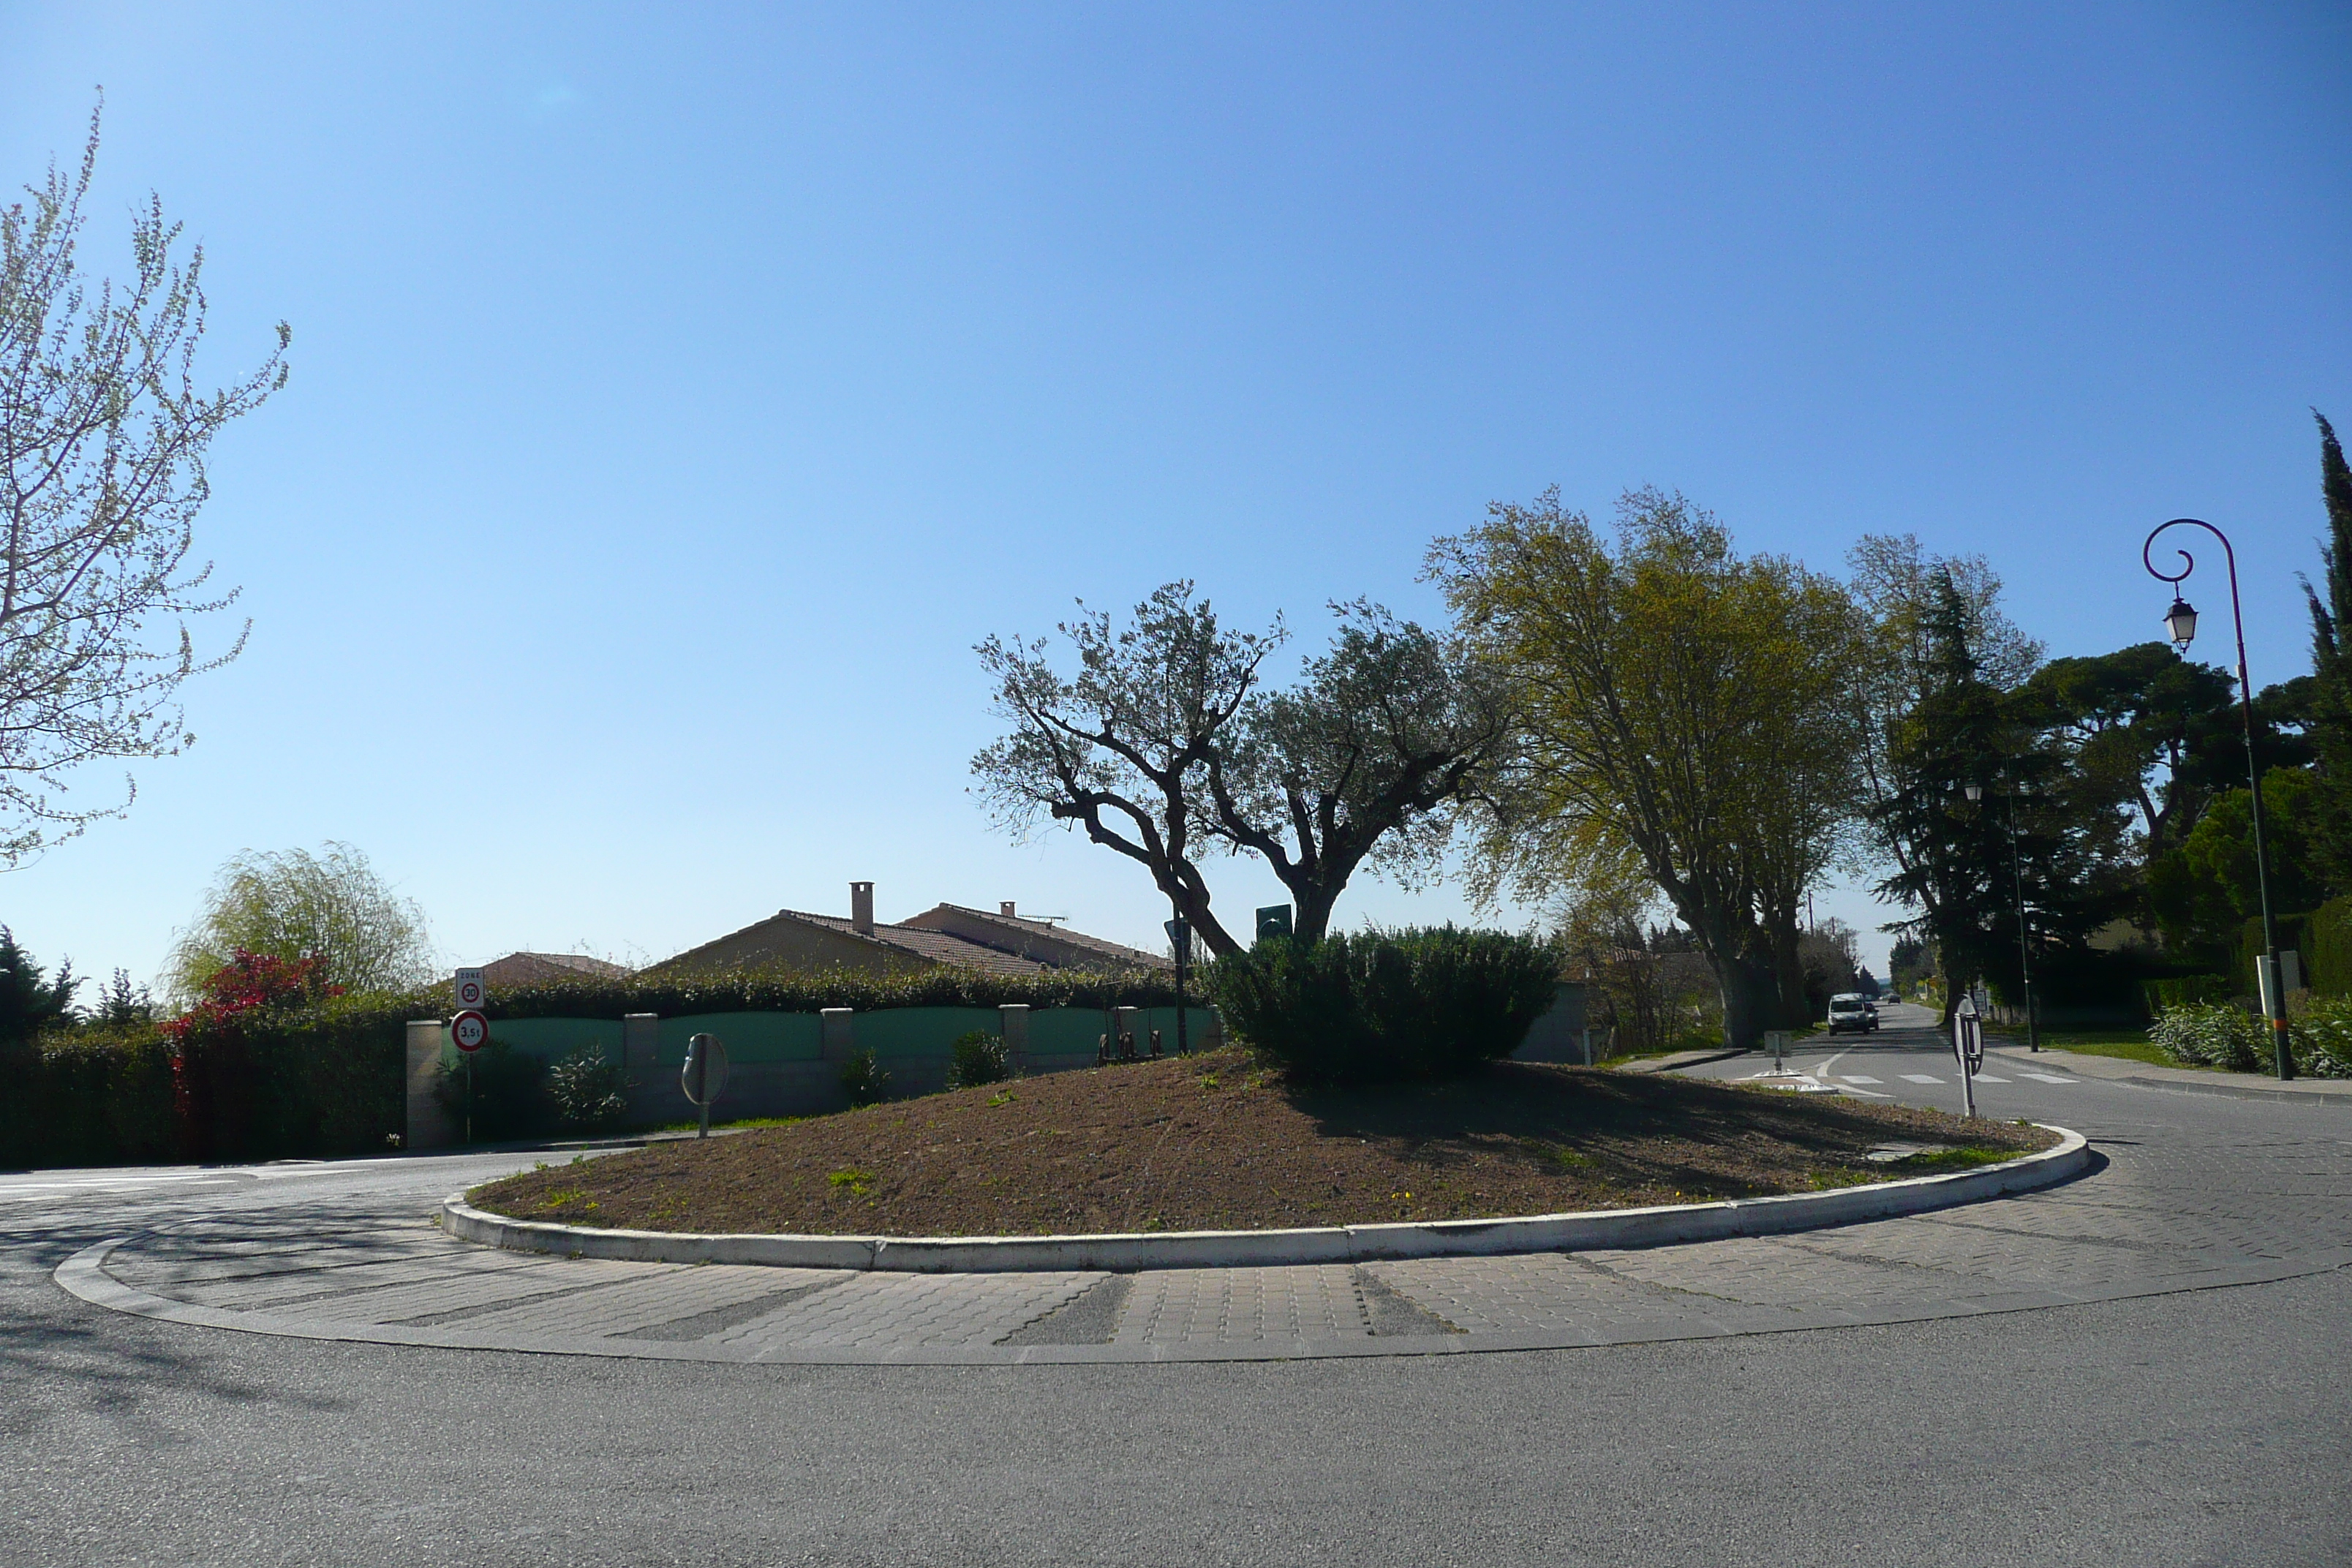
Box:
[61,1079,2352,1365]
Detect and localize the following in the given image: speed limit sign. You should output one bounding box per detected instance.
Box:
[451,1010,490,1053]
[453,968,486,1010]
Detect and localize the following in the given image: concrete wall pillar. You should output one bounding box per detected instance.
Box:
[622,1013,660,1070]
[404,1019,454,1151]
[821,1008,856,1062]
[998,1003,1030,1074]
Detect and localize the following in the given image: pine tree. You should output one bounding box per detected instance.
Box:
[0,927,78,1047]
[2304,412,2352,894]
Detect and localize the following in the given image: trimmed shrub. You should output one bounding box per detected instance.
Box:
[2148,1003,2268,1071]
[840,1047,890,1108]
[946,1029,1009,1090]
[1207,926,1559,1085]
[2292,994,2352,1078]
[546,1047,631,1131]
[2149,1000,2351,1078]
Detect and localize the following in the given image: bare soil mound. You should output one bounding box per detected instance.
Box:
[470,1049,2054,1237]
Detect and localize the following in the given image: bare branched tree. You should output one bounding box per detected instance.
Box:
[0,101,289,862]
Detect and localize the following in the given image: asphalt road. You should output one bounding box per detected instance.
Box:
[7,1022,2350,1567]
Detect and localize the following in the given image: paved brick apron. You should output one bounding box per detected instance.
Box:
[72,1100,2352,1364]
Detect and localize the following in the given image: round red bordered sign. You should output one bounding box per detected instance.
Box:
[451,1010,490,1053]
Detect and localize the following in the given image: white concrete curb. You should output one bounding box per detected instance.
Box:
[441,1124,2091,1273]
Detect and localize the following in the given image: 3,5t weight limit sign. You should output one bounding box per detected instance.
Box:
[451,1010,490,1053]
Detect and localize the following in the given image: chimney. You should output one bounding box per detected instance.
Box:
[1000,900,1017,919]
[850,881,875,935]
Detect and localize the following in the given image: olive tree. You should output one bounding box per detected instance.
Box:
[972,586,1508,956]
[1,105,287,862]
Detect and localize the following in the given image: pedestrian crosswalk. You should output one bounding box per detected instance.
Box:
[1900,1074,1943,1084]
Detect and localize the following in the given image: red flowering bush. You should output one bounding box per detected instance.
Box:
[165,950,343,1159]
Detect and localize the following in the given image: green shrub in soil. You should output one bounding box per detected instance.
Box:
[946,1029,1010,1090]
[546,1047,631,1131]
[2146,1000,2352,1078]
[840,1047,890,1107]
[1207,926,1560,1085]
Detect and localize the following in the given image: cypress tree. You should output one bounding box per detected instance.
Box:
[2306,412,2352,893]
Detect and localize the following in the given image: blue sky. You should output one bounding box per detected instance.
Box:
[4,2,2348,989]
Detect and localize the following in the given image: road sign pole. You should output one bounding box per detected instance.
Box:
[465,1052,475,1145]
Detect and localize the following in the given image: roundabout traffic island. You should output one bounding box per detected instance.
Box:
[456,1048,2075,1270]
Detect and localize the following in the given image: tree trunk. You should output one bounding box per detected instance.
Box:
[1714,949,1780,1052]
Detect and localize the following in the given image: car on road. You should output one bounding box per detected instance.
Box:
[1826,993,1878,1034]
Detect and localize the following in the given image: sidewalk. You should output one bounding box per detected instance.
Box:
[1989,1041,2352,1106]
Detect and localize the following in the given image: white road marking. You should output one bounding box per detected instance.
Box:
[2016,1072,2077,1084]
[1900,1074,1944,1084]
[1840,1075,1882,1084]
[1972,1074,2010,1083]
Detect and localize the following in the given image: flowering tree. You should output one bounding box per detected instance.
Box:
[1,102,287,861]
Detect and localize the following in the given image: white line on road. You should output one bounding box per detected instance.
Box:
[2016,1073,2078,1084]
[1840,1075,1882,1085]
[1900,1074,1944,1084]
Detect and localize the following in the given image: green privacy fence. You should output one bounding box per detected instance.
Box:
[440,1006,1219,1068]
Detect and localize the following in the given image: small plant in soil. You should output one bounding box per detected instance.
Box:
[840,1049,889,1109]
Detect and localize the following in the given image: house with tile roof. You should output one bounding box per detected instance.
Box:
[478,951,635,988]
[647,882,1172,979]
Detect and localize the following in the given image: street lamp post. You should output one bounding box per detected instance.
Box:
[1965,779,2040,1052]
[2142,518,2293,1080]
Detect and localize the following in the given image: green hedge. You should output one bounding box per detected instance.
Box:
[170,990,410,1161]
[0,1025,179,1169]
[2309,897,2351,998]
[446,965,1190,1023]
[2141,974,2235,1014]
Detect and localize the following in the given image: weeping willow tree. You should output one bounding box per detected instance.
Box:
[1429,487,1862,1048]
[165,842,433,1004]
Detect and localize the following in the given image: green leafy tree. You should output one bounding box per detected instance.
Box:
[165,842,432,1003]
[2149,766,2332,959]
[2303,412,2352,892]
[1431,487,1862,1049]
[1869,573,2138,1021]
[1847,537,2042,999]
[1,102,287,862]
